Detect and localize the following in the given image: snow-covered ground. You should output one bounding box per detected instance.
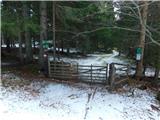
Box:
[0,73,160,120]
[51,50,129,66]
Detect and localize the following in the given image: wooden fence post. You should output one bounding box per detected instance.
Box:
[127,64,130,77]
[62,61,64,79]
[106,64,108,84]
[77,63,79,73]
[77,63,79,80]
[91,64,92,83]
[48,59,51,77]
[108,63,116,89]
[53,61,56,76]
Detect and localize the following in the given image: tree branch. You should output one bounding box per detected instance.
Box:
[71,26,141,39]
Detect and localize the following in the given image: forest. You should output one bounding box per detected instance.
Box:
[1,1,160,120]
[1,1,160,79]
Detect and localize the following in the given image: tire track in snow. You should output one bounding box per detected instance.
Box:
[84,87,97,120]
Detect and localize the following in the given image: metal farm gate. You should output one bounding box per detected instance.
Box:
[48,60,159,89]
[108,63,132,88]
[48,61,108,84]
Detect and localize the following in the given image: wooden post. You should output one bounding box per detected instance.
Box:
[106,64,108,84]
[70,63,74,80]
[108,63,116,89]
[62,61,64,79]
[48,59,51,77]
[77,63,79,80]
[77,63,79,74]
[154,69,160,81]
[91,64,92,83]
[53,62,55,76]
[127,65,129,77]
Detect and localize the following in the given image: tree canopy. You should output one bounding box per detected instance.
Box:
[1,1,160,78]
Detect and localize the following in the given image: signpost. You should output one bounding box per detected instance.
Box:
[136,47,142,61]
[42,41,49,49]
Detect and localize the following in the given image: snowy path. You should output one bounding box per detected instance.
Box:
[0,73,160,120]
[61,50,129,66]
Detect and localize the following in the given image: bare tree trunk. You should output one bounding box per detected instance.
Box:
[23,3,33,63]
[39,1,47,67]
[58,46,60,60]
[67,47,70,55]
[12,39,15,48]
[154,48,160,81]
[18,32,23,64]
[143,66,146,76]
[118,50,122,56]
[136,1,148,79]
[154,69,159,80]
[61,39,64,53]
[10,39,13,48]
[1,32,4,45]
[53,1,56,61]
[15,3,23,64]
[25,29,32,63]
[32,37,36,54]
[6,37,10,52]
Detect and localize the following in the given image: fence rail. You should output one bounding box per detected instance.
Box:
[48,61,108,84]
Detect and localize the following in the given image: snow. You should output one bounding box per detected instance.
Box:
[0,73,160,120]
[15,44,19,48]
[1,43,37,48]
[49,48,79,53]
[51,50,129,66]
[145,67,156,77]
[1,44,7,47]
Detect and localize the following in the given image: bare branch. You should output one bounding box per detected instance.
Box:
[146,25,160,35]
[80,10,139,21]
[145,28,160,46]
[71,26,141,39]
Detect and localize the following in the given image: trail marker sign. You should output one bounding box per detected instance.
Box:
[43,41,49,49]
[136,47,142,61]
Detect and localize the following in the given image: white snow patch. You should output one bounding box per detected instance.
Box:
[0,74,160,120]
[59,50,128,66]
[1,44,7,47]
[145,68,156,77]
